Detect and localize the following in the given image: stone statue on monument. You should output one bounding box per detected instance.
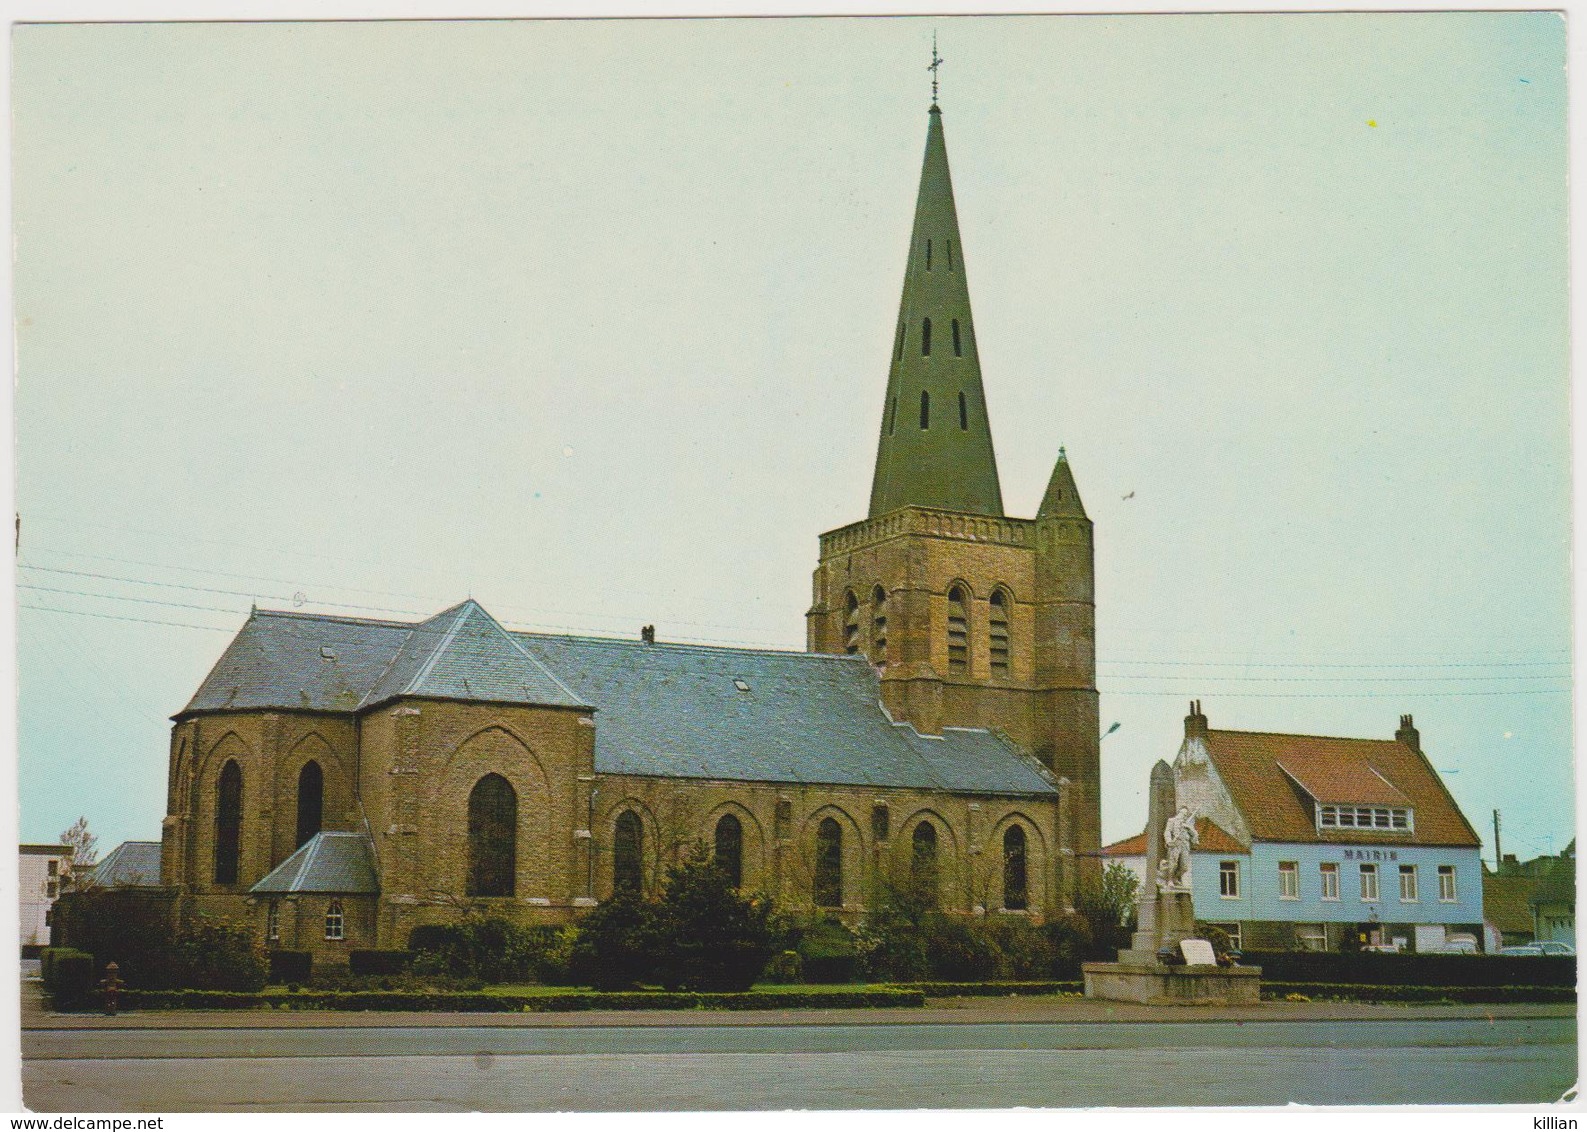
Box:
[1158,804,1198,891]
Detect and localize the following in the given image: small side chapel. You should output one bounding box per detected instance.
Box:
[159,94,1103,958]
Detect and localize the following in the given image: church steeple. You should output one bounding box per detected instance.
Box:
[868,103,1004,519]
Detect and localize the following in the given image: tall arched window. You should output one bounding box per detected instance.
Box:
[213,760,243,885]
[295,761,323,849]
[266,900,280,943]
[958,391,968,430]
[889,395,898,435]
[814,817,843,908]
[324,899,344,941]
[952,319,962,358]
[895,322,904,362]
[466,773,517,897]
[911,821,939,908]
[870,584,888,664]
[1003,825,1029,911]
[714,813,743,888]
[614,810,644,895]
[989,589,1011,678]
[920,390,931,430]
[843,590,860,655]
[946,586,969,675]
[925,238,933,270]
[921,318,932,357]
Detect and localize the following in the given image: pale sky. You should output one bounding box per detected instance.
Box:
[12,14,1571,862]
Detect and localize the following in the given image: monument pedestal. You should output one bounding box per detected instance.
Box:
[1082,960,1262,1005]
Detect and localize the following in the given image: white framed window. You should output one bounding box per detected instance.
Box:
[1278,861,1299,900]
[324,899,345,941]
[1296,923,1327,952]
[1319,862,1340,901]
[1219,860,1240,899]
[267,900,280,943]
[1209,921,1242,950]
[1359,863,1379,902]
[1398,864,1418,902]
[1438,865,1457,902]
[1317,805,1412,831]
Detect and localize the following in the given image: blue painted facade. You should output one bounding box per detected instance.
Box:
[1188,842,1485,926]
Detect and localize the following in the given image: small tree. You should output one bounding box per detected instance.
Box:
[652,844,773,992]
[1074,862,1140,959]
[59,817,97,886]
[567,891,663,991]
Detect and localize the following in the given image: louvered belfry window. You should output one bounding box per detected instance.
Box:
[946,586,969,675]
[870,585,888,664]
[467,773,517,897]
[989,590,1011,677]
[843,591,860,655]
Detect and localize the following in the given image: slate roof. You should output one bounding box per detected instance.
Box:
[516,633,1056,795]
[181,603,1056,797]
[180,601,587,716]
[1202,729,1480,848]
[89,841,163,888]
[250,832,379,895]
[1101,817,1245,857]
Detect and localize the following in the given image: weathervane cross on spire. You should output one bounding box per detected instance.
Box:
[929,32,944,106]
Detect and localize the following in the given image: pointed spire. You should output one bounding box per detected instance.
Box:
[1037,446,1087,519]
[868,105,1004,519]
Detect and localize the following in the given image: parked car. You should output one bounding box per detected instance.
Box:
[1503,941,1575,956]
[1500,944,1544,956]
[1433,934,1479,955]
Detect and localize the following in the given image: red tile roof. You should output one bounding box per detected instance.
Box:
[1102,817,1245,857]
[1204,729,1479,848]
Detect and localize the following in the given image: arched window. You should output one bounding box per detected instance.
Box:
[466,773,517,897]
[958,391,968,430]
[952,319,962,358]
[888,395,898,435]
[295,761,323,849]
[925,238,933,270]
[871,804,890,843]
[324,899,344,941]
[714,814,743,888]
[814,817,843,908]
[870,584,888,664]
[266,900,280,943]
[946,586,969,675]
[614,810,644,895]
[1003,825,1029,911]
[843,590,860,655]
[895,322,904,362]
[213,760,243,885]
[989,589,1011,678]
[921,318,932,357]
[919,390,931,430]
[911,821,939,908]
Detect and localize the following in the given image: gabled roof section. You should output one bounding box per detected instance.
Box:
[250,831,379,895]
[359,600,586,711]
[1102,817,1245,857]
[1204,729,1480,847]
[88,841,163,887]
[515,632,1056,796]
[1483,871,1541,934]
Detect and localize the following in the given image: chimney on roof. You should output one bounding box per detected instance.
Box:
[1395,713,1420,752]
[641,625,656,645]
[1184,699,1208,741]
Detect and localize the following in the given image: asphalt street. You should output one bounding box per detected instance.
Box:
[23,1014,1577,1111]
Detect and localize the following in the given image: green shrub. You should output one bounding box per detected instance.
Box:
[892,980,1084,997]
[168,922,267,992]
[349,950,412,977]
[41,948,96,1009]
[567,892,664,990]
[764,950,803,983]
[268,951,312,985]
[1260,982,1574,1004]
[982,917,1057,980]
[114,987,929,1013]
[796,918,861,984]
[921,914,999,981]
[406,917,543,984]
[1241,951,1575,987]
[1040,914,1094,978]
[651,846,774,992]
[49,889,178,989]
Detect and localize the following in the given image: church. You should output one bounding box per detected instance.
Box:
[156,96,1102,957]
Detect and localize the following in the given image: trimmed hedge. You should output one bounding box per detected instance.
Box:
[40,948,96,1009]
[1240,951,1575,987]
[111,987,928,1013]
[349,950,412,977]
[268,951,312,985]
[893,981,1084,997]
[1262,982,1576,1005]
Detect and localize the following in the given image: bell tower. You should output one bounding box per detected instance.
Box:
[806,92,1101,888]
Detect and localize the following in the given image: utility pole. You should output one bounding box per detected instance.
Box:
[1493,809,1502,873]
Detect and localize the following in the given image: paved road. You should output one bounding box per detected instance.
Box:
[23,1015,1577,1111]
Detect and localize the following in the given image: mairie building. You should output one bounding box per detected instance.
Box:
[157,98,1103,958]
[1103,704,1485,953]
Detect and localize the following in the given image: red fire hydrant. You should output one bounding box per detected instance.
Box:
[100,961,121,1017]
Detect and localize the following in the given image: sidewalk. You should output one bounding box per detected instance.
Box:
[22,979,1575,1031]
